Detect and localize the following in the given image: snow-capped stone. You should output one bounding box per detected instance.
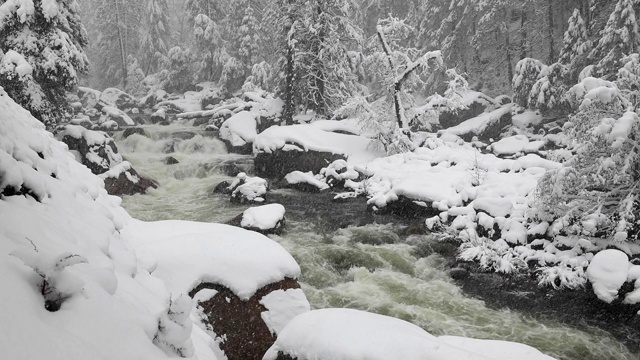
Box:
[586,249,630,303]
[241,204,286,233]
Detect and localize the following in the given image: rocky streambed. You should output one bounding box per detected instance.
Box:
[114,124,639,360]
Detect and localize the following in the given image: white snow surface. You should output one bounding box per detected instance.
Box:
[220,110,258,146]
[490,135,546,156]
[260,288,310,335]
[241,203,286,230]
[1,49,33,76]
[263,308,556,360]
[0,88,220,359]
[586,249,629,303]
[123,220,300,300]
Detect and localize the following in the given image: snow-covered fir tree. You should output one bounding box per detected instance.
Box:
[0,0,89,126]
[512,58,545,107]
[558,8,591,82]
[140,0,172,76]
[589,0,640,79]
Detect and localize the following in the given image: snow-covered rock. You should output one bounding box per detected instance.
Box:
[264,308,556,360]
[586,249,629,303]
[99,87,137,110]
[284,171,329,192]
[241,203,286,234]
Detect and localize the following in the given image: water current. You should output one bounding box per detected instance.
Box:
[115,124,637,360]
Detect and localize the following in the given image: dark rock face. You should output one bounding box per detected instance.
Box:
[254,150,344,181]
[222,139,253,155]
[189,278,301,360]
[150,109,167,124]
[122,127,149,139]
[164,156,179,165]
[102,167,158,196]
[460,111,513,143]
[368,195,439,219]
[62,134,118,175]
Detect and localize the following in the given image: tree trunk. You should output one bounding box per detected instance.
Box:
[504,10,513,86]
[547,0,556,63]
[115,0,128,90]
[282,0,296,125]
[520,8,528,59]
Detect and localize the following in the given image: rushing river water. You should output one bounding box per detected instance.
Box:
[115,124,637,360]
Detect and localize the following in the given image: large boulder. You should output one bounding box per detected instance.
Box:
[59,125,157,196]
[214,173,269,204]
[190,279,307,360]
[100,162,158,196]
[255,149,345,181]
[99,87,137,111]
[228,203,286,235]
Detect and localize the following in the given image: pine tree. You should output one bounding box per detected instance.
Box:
[140,0,171,76]
[558,8,591,82]
[238,5,260,71]
[589,0,640,78]
[0,0,89,126]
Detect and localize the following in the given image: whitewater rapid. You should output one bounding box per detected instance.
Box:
[115,124,636,360]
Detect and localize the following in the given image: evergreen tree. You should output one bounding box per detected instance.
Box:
[589,0,640,78]
[0,0,89,126]
[512,57,545,107]
[238,4,260,71]
[558,8,591,82]
[140,0,172,75]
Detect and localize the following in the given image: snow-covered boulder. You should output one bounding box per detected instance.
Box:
[253,123,377,180]
[283,171,329,192]
[438,90,498,129]
[101,105,135,127]
[264,308,556,360]
[150,107,168,124]
[214,172,269,204]
[219,110,258,154]
[438,104,513,141]
[125,220,308,360]
[99,87,137,111]
[239,203,286,234]
[100,161,158,196]
[586,249,629,303]
[59,125,157,195]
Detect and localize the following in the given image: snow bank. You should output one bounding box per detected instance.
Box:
[241,203,286,230]
[586,249,629,303]
[0,87,220,359]
[123,220,300,300]
[253,124,379,164]
[264,308,556,360]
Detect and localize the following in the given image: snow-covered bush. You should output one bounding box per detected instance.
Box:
[11,247,87,312]
[616,53,640,109]
[528,63,569,112]
[532,101,639,241]
[153,294,195,357]
[512,58,545,107]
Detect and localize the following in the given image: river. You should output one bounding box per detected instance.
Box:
[114,123,636,360]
